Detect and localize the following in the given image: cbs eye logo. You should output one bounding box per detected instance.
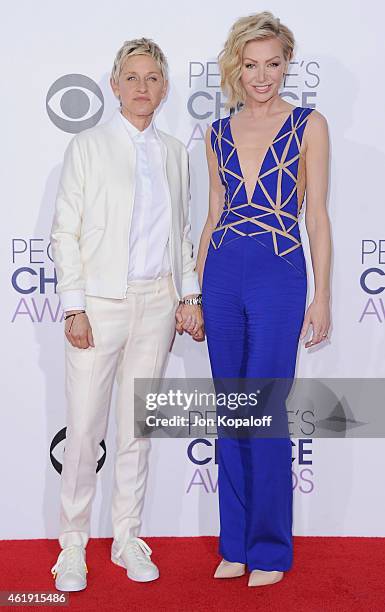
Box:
[50,427,106,474]
[46,74,104,133]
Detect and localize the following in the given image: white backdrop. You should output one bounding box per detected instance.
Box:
[1,0,385,541]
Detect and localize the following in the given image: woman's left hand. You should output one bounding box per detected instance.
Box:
[300,298,330,348]
[175,303,205,340]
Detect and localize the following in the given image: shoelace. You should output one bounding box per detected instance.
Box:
[116,537,153,562]
[131,537,152,559]
[51,545,88,578]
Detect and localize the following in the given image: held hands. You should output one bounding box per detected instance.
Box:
[64,310,95,349]
[300,297,330,348]
[175,297,205,342]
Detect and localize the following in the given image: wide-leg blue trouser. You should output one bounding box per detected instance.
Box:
[202,237,307,571]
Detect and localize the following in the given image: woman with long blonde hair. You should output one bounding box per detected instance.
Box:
[196,12,331,587]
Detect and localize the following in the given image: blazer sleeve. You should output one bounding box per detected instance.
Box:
[50,136,86,310]
[180,145,201,297]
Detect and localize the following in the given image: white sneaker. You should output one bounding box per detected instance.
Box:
[111,537,159,582]
[51,545,88,592]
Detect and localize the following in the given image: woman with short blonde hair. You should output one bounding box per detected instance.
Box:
[50,36,202,592]
[111,37,169,85]
[196,11,331,587]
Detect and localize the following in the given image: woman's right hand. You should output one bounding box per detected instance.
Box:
[65,311,95,349]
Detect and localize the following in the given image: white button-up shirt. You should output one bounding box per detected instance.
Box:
[61,111,171,311]
[121,111,171,282]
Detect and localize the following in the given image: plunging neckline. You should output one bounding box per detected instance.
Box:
[227,107,296,203]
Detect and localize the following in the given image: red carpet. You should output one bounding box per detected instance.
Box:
[0,537,384,611]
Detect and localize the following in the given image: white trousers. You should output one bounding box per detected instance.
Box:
[58,274,178,556]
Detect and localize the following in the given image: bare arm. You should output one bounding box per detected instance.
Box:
[195,126,225,288]
[300,110,332,347]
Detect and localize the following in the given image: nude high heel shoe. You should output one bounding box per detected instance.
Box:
[248,569,283,587]
[214,559,246,578]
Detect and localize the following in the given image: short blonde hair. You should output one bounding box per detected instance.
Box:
[111,37,168,83]
[219,12,295,109]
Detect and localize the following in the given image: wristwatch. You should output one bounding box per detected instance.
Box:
[180,294,202,306]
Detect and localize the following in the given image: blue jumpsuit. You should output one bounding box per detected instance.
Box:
[202,106,314,571]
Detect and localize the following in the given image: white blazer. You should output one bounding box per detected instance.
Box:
[50,110,200,303]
